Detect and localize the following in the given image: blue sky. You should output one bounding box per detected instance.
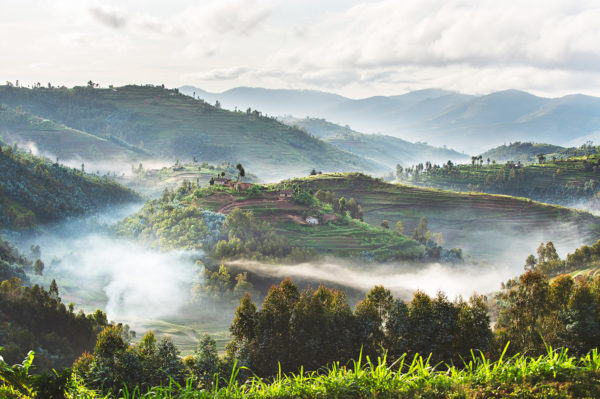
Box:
[1,0,599,98]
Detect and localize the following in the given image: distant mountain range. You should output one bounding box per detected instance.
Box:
[180,86,600,154]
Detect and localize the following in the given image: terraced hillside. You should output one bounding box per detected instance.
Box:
[118,182,427,262]
[0,105,145,163]
[0,85,377,179]
[280,116,468,169]
[405,154,600,207]
[0,142,141,230]
[287,173,600,261]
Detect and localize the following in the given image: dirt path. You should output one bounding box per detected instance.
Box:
[216,198,277,214]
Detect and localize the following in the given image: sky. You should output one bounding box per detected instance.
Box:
[1,0,600,98]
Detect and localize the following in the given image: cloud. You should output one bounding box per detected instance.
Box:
[279,0,600,72]
[183,67,252,81]
[89,5,128,29]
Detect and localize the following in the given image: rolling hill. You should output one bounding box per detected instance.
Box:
[288,173,600,262]
[401,152,600,209]
[0,85,379,179]
[0,104,146,164]
[0,141,141,230]
[279,117,468,168]
[180,86,600,154]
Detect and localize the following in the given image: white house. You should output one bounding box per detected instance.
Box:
[306,216,319,225]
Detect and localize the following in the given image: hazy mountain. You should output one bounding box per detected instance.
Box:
[279,116,468,169]
[180,86,600,154]
[0,85,380,180]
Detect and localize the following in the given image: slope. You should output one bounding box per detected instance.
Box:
[0,104,146,163]
[0,142,141,230]
[402,152,600,208]
[279,116,468,168]
[288,173,600,262]
[0,85,377,179]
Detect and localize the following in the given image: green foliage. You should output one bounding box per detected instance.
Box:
[0,278,108,372]
[214,209,297,261]
[0,140,140,230]
[496,269,600,356]
[228,279,491,377]
[74,326,185,395]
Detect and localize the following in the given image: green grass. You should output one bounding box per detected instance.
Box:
[276,219,424,261]
[69,346,600,398]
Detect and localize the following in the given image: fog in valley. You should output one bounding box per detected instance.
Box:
[9,205,591,336]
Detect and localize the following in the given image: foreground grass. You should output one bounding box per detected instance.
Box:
[71,346,600,398]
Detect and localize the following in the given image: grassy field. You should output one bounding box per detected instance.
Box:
[0,85,377,179]
[287,173,600,261]
[64,346,600,398]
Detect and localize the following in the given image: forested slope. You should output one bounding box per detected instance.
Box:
[0,142,140,229]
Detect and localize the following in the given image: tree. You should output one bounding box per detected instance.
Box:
[33,259,44,276]
[235,163,245,180]
[525,254,537,270]
[396,164,403,179]
[412,216,429,243]
[537,153,546,164]
[395,220,404,234]
[310,169,317,175]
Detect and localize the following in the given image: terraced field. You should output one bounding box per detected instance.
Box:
[288,173,600,262]
[410,156,600,206]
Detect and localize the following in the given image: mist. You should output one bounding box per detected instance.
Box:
[14,205,200,323]
[228,259,516,300]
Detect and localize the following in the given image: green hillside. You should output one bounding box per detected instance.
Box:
[480,142,565,164]
[280,116,468,169]
[0,142,141,230]
[116,181,429,263]
[0,85,378,179]
[286,173,600,259]
[402,153,600,206]
[0,105,145,163]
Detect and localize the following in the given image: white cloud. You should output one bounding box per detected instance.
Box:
[2,0,600,97]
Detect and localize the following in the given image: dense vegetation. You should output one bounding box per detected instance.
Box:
[0,85,377,178]
[0,275,110,372]
[7,261,600,397]
[400,151,600,207]
[0,141,140,229]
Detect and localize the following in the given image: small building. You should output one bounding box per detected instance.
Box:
[235,182,253,191]
[278,189,293,198]
[306,216,319,225]
[214,177,233,186]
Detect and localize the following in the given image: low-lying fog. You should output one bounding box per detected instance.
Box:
[10,205,593,341]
